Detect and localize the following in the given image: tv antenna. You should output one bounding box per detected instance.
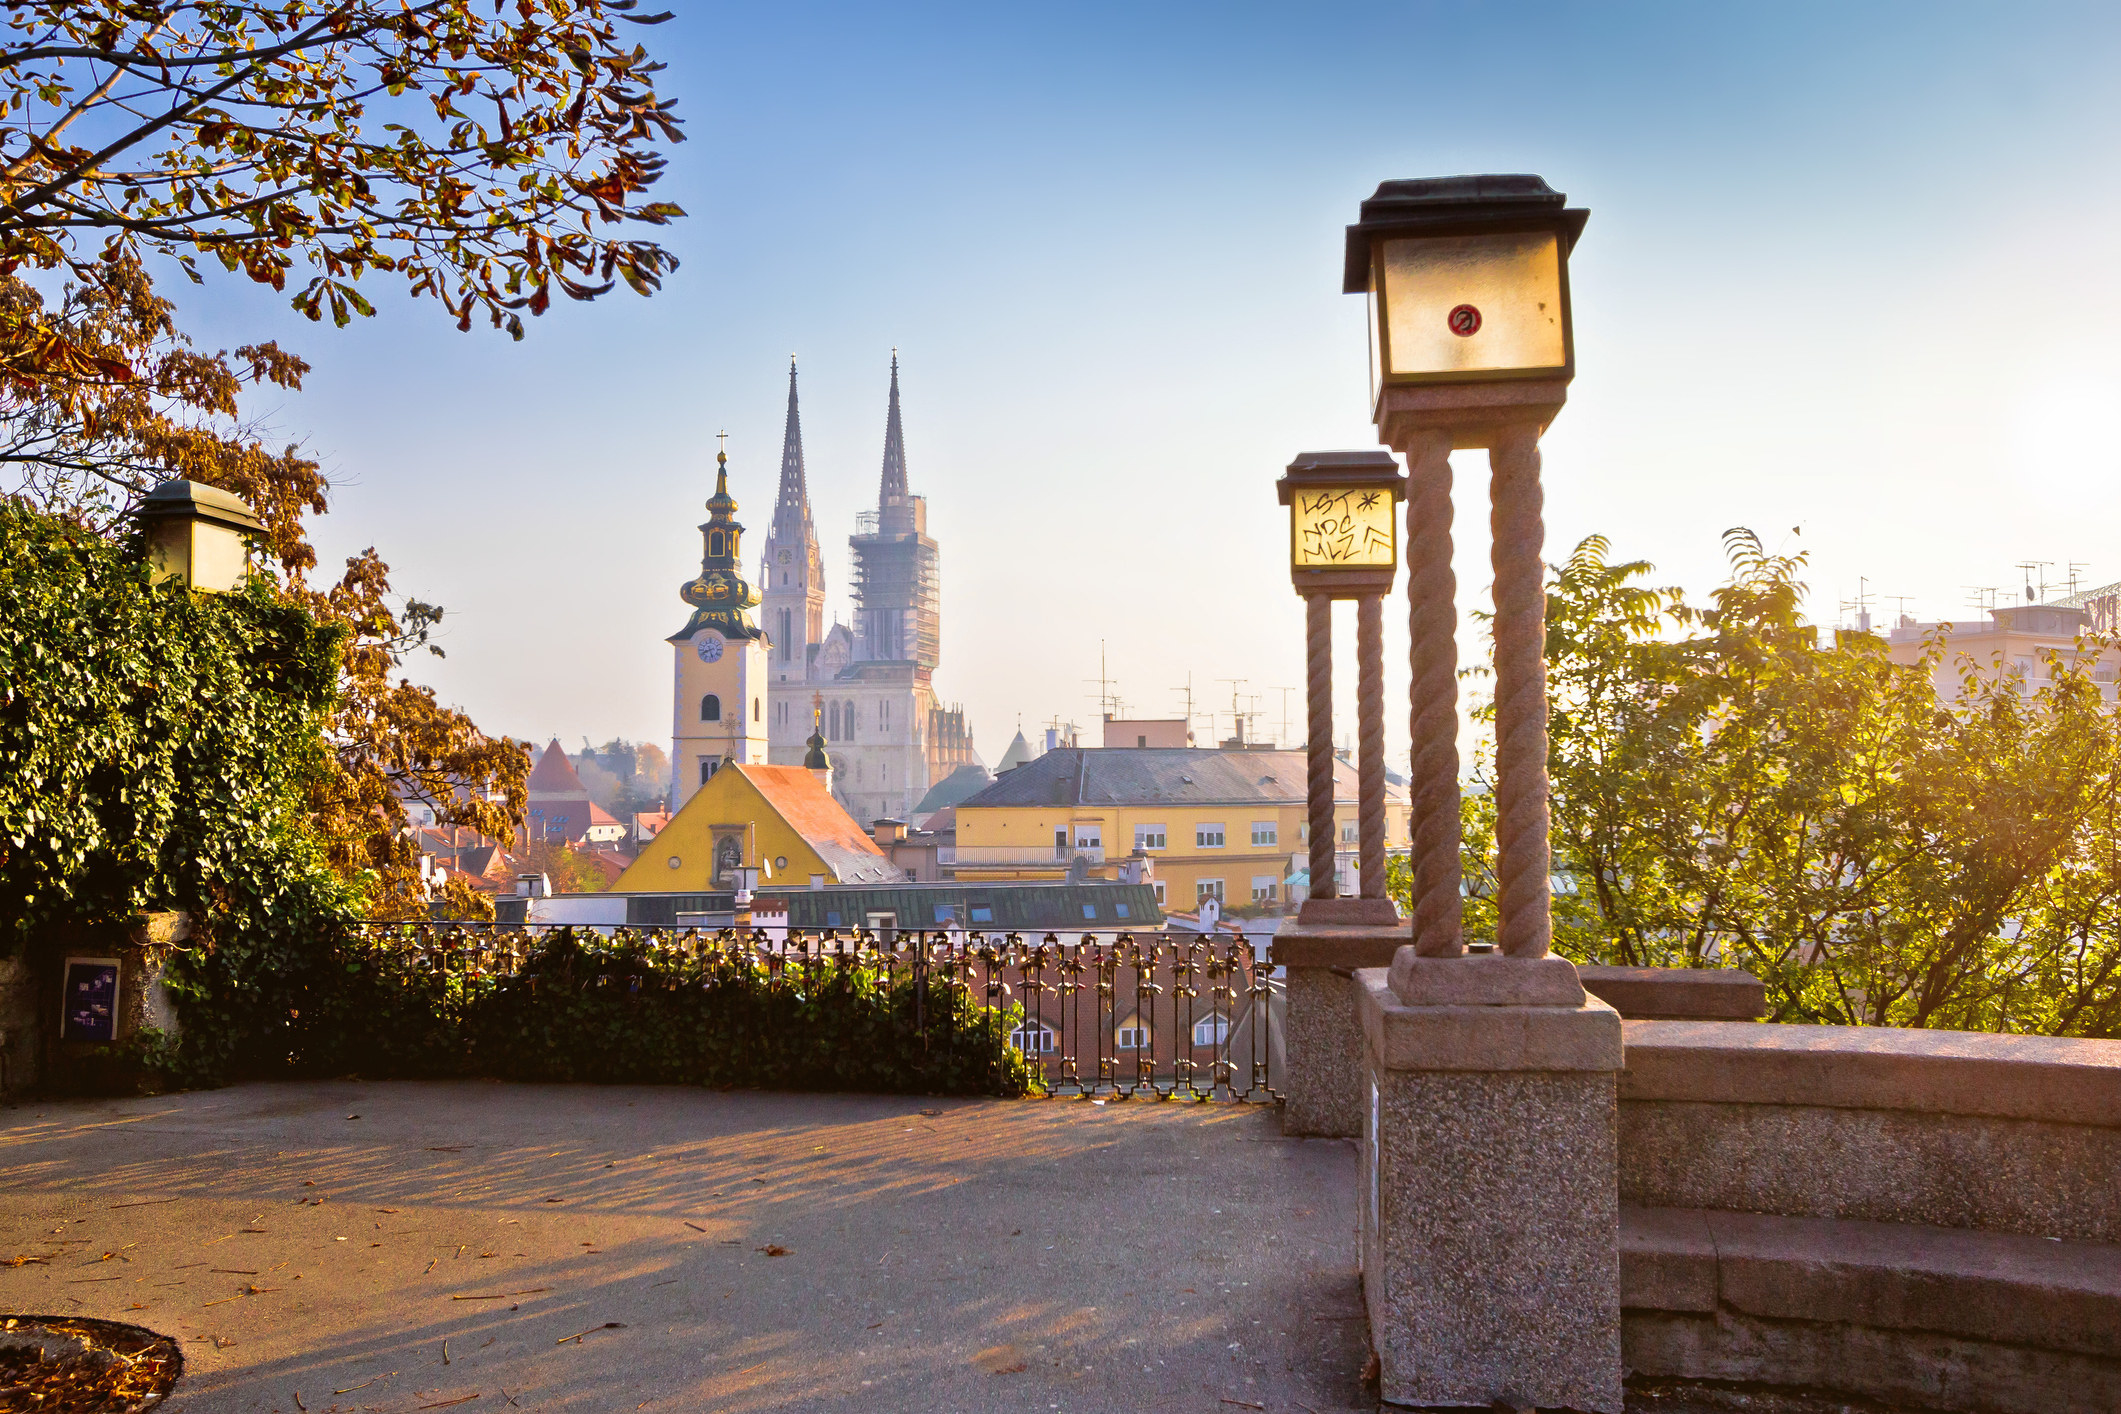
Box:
[2068,562,2090,598]
[2016,561,2053,604]
[1084,641,1121,720]
[1837,577,1873,632]
[1963,586,2001,615]
[1215,677,1249,743]
[1271,686,1298,747]
[1172,673,1198,744]
[1884,595,1915,629]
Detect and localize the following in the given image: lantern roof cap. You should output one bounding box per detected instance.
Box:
[136,479,264,533]
[1276,450,1405,506]
[1344,173,1589,293]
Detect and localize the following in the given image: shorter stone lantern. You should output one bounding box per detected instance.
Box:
[136,480,264,593]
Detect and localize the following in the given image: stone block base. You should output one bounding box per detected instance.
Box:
[1282,968,1363,1136]
[1359,960,1623,1412]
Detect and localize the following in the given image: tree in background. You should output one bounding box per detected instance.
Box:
[1415,530,2121,1036]
[574,737,669,820]
[0,0,681,360]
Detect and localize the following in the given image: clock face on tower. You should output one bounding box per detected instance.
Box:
[694,633,724,663]
[777,550,790,564]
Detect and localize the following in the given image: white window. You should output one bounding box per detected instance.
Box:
[1250,821,1277,847]
[1074,826,1102,851]
[1341,821,1358,843]
[1135,824,1167,851]
[1251,876,1278,903]
[1054,827,1068,855]
[1197,823,1225,849]
[1192,1014,1230,1046]
[1152,881,1166,904]
[1116,1019,1151,1050]
[1197,879,1224,903]
[1009,1024,1057,1055]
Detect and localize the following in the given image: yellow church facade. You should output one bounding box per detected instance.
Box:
[614,763,903,893]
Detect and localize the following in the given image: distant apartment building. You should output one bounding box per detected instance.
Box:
[1884,596,2119,701]
[951,747,1408,908]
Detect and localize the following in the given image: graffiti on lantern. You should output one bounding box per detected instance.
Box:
[1292,488,1397,568]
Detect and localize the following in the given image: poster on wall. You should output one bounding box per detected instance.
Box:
[61,958,121,1043]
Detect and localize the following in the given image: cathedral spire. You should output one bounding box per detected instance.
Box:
[878,348,907,510]
[772,355,813,541]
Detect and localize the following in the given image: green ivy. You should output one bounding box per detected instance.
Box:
[289,927,1039,1097]
[0,498,370,1086]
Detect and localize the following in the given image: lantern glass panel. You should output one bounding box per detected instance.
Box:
[189,521,250,593]
[1290,486,1397,570]
[145,519,191,587]
[1378,230,1566,380]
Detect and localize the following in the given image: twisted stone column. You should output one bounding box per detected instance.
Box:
[1489,424,1551,958]
[1356,594,1386,898]
[1306,592,1337,900]
[1403,428,1464,956]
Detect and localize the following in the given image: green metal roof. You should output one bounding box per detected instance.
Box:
[622,881,1164,932]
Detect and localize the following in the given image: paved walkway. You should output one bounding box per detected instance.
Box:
[0,1082,1368,1413]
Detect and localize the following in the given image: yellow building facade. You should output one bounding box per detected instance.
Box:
[613,763,903,893]
[951,748,1407,909]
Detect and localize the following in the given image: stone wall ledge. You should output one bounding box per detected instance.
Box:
[1578,964,1765,1021]
[1622,1019,2121,1127]
[1621,1204,2121,1360]
[1269,923,1407,971]
[1356,967,1623,1073]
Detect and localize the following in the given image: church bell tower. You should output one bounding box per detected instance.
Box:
[669,443,769,811]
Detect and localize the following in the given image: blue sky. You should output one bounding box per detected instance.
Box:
[177,2,2121,764]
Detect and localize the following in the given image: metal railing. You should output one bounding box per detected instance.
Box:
[348,924,1282,1103]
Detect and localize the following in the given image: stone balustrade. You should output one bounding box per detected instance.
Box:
[1618,1019,2121,1414]
[1344,957,2121,1412]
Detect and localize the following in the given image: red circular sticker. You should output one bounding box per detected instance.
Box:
[1447,304,1481,337]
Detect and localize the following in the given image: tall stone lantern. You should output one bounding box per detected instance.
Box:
[1347,176,1624,1413]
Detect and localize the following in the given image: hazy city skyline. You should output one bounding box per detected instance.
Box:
[159,2,2121,763]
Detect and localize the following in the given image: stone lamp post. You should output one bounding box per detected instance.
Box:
[1347,175,1623,1413]
[1269,452,1411,1140]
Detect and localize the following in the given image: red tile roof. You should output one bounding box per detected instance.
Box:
[735,765,891,877]
[527,738,589,796]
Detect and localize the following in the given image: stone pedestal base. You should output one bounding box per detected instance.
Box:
[1358,951,1624,1412]
[1271,922,1406,1137]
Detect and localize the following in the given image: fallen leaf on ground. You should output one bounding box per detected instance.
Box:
[755,1245,790,1257]
[972,1345,1026,1375]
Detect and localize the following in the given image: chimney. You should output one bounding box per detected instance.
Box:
[872,818,908,847]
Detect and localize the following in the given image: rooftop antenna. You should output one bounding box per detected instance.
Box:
[2016,560,2053,603]
[1884,595,1915,629]
[1172,673,1198,744]
[1085,640,1121,720]
[1216,677,1248,744]
[2068,562,2090,597]
[1963,586,2001,616]
[1272,686,1297,748]
[1837,577,1873,633]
